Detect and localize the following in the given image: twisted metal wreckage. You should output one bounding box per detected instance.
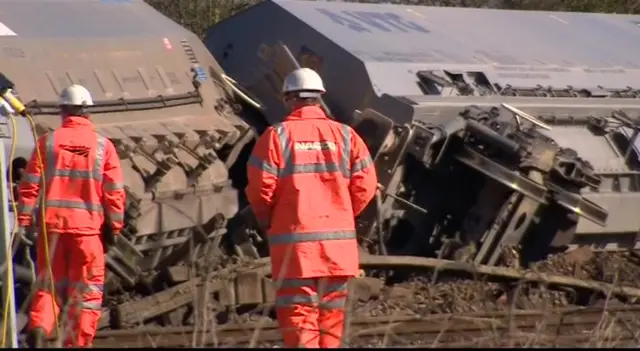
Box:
[2,0,640,333]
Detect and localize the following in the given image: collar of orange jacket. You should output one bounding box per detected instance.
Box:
[285,105,328,121]
[62,116,94,128]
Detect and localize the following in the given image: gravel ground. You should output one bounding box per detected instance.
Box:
[346,248,640,319]
[220,248,640,326]
[533,249,640,286]
[99,248,640,347]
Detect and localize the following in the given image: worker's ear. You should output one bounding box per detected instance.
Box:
[282,95,294,110]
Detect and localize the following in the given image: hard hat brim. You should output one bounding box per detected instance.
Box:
[59,99,95,106]
[283,89,326,95]
[297,91,324,98]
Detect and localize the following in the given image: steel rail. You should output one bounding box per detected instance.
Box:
[92,305,640,348]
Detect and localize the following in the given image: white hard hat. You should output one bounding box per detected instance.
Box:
[59,84,94,106]
[282,68,326,96]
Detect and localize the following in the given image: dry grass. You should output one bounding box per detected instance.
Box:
[9,215,640,348]
[82,248,640,348]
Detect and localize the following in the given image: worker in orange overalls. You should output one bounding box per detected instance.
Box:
[16,84,126,348]
[246,68,378,348]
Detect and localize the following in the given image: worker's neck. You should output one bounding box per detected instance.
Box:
[291,102,320,111]
[61,115,92,126]
[62,114,88,119]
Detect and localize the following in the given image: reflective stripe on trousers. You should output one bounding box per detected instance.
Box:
[47,279,105,310]
[276,278,348,309]
[29,234,105,346]
[275,276,350,348]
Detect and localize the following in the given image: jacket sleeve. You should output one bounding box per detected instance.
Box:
[17,135,47,227]
[245,127,282,228]
[101,139,126,233]
[349,128,377,216]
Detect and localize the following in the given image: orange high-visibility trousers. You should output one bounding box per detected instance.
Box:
[29,233,105,347]
[275,276,350,348]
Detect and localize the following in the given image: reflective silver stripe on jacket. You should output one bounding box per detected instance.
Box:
[45,199,103,212]
[339,123,351,178]
[22,173,41,184]
[274,123,352,178]
[268,230,356,245]
[352,156,373,173]
[43,199,124,221]
[103,181,125,191]
[27,133,113,216]
[45,133,107,183]
[247,154,279,176]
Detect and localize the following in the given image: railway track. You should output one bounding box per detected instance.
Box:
[105,251,640,329]
[92,305,640,348]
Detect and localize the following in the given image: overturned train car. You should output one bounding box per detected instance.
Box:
[205,0,640,266]
[0,0,253,311]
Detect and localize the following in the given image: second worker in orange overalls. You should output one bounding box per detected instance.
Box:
[17,84,126,347]
[246,68,378,348]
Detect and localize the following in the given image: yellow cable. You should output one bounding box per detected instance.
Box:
[0,90,57,346]
[25,112,58,337]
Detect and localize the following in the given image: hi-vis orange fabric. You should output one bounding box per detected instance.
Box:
[18,116,125,347]
[275,276,349,348]
[29,234,105,347]
[17,116,126,234]
[246,105,377,347]
[245,105,378,280]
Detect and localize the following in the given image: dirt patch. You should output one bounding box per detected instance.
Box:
[352,278,503,317]
[102,249,640,338]
[532,249,640,286]
[350,276,575,319]
[348,250,640,318]
[349,277,385,302]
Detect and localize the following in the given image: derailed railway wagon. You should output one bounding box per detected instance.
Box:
[0,0,254,328]
[205,0,640,267]
[4,0,640,336]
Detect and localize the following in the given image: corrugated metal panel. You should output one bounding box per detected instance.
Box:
[265,0,640,92]
[0,0,186,38]
[273,0,640,69]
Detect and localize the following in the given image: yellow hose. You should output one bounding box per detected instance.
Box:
[1,91,57,346]
[0,71,260,345]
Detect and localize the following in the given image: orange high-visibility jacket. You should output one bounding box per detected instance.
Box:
[246,106,378,279]
[17,116,126,235]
